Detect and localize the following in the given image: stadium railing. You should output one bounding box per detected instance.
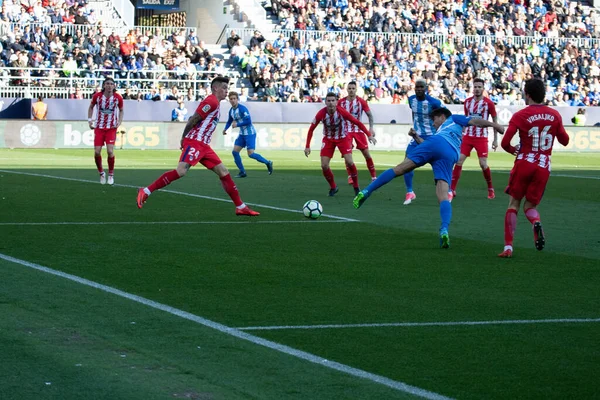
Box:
[0,67,239,99]
[2,23,196,40]
[227,28,599,49]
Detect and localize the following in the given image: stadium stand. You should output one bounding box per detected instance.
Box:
[0,0,238,100]
[222,0,600,106]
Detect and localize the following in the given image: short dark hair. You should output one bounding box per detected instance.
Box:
[430,108,452,119]
[325,92,338,99]
[524,78,546,103]
[211,76,230,89]
[473,77,485,85]
[347,81,357,87]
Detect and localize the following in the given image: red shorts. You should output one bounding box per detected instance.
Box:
[180,139,223,169]
[505,160,550,206]
[94,128,117,147]
[348,131,369,150]
[320,136,353,158]
[460,136,489,158]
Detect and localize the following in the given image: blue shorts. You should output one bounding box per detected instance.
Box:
[234,134,257,150]
[406,135,433,157]
[407,135,459,184]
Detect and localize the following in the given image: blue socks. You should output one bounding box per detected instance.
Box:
[249,152,269,164]
[440,200,452,232]
[404,170,414,193]
[365,168,397,194]
[232,151,244,173]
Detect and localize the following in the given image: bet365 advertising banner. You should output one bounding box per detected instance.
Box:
[1,120,599,152]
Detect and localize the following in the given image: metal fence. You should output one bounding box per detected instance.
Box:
[1,22,196,40]
[227,27,600,50]
[0,67,239,99]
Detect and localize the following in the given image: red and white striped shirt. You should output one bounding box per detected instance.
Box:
[502,105,570,170]
[463,96,497,138]
[305,106,371,147]
[91,92,123,129]
[184,94,220,144]
[338,96,370,133]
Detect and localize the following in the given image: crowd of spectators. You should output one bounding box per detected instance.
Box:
[223,0,600,107]
[0,0,226,101]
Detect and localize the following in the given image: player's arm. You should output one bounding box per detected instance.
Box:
[501,123,519,155]
[361,98,376,137]
[466,116,504,134]
[223,111,233,135]
[338,106,376,144]
[489,100,499,150]
[408,128,424,144]
[555,118,570,147]
[182,112,202,138]
[304,112,323,157]
[117,94,124,128]
[87,95,96,129]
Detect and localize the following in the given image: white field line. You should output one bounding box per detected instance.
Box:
[0,169,359,222]
[0,220,349,226]
[313,160,600,180]
[0,253,452,400]
[237,318,600,331]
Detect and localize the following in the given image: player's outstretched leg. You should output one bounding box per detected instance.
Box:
[403,171,416,205]
[353,168,397,209]
[137,170,181,209]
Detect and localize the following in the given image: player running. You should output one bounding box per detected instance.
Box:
[88,77,123,185]
[223,91,273,178]
[304,92,376,196]
[403,79,444,205]
[338,81,377,184]
[498,78,570,258]
[136,76,259,216]
[353,108,504,248]
[450,78,499,200]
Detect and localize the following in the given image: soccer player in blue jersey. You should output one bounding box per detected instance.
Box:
[223,91,273,178]
[353,108,504,248]
[403,79,444,205]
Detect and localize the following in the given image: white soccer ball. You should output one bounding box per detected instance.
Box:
[20,124,42,146]
[303,200,323,219]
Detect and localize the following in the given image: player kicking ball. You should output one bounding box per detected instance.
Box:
[353,108,504,248]
[498,78,570,258]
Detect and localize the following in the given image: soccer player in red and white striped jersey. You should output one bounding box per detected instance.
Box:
[498,78,570,258]
[136,76,259,216]
[88,77,123,185]
[449,78,498,200]
[338,82,377,184]
[304,92,376,196]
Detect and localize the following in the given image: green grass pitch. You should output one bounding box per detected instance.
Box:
[1,148,599,400]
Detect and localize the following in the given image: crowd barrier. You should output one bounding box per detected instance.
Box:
[2,120,599,152]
